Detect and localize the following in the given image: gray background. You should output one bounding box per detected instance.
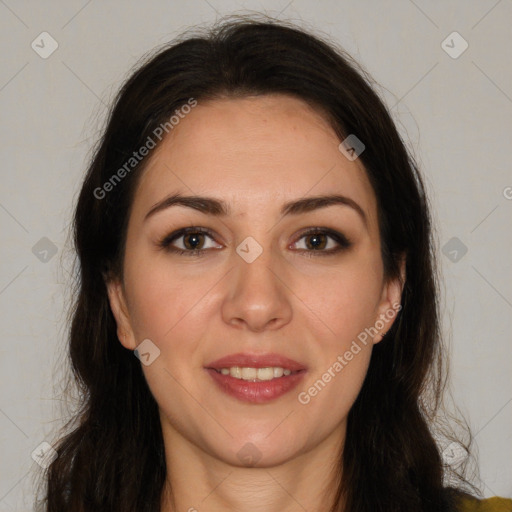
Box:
[0,0,511,509]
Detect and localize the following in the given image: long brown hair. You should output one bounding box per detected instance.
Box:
[41,15,474,511]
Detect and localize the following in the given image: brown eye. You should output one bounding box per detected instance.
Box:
[304,233,328,250]
[158,227,222,256]
[291,228,352,257]
[182,232,206,250]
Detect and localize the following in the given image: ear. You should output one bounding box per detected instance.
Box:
[106,278,137,350]
[372,254,406,344]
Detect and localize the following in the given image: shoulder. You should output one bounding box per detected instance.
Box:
[457,496,512,512]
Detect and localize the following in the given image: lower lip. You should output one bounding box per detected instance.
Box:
[205,368,306,404]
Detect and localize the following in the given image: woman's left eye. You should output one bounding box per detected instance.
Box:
[157,226,352,257]
[291,228,352,257]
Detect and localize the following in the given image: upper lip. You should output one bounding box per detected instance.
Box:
[205,352,307,371]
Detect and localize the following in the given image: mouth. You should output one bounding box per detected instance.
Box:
[204,352,307,403]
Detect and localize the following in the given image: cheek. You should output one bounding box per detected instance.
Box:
[299,344,372,413]
[294,275,376,430]
[294,256,383,346]
[291,254,382,411]
[123,255,222,357]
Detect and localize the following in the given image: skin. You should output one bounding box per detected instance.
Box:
[107,94,405,512]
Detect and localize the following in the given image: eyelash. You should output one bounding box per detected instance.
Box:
[157,226,352,258]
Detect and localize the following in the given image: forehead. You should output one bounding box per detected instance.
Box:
[133,94,378,226]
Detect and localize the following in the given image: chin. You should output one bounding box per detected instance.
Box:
[214,431,308,468]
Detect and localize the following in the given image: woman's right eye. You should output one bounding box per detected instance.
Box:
[158,227,222,256]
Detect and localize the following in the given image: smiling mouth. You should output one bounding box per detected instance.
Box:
[205,365,307,403]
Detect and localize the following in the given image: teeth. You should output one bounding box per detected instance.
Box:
[241,367,258,380]
[217,367,296,381]
[273,367,284,378]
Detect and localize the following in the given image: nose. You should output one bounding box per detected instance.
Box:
[221,242,293,333]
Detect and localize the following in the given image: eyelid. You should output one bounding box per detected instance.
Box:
[158,226,221,250]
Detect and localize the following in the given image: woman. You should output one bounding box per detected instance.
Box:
[41,16,512,512]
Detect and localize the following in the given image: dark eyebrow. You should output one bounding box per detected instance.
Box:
[144,193,367,227]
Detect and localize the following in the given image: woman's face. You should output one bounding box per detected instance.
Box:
[107,94,404,467]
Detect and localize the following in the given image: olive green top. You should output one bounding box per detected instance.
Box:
[459,496,512,511]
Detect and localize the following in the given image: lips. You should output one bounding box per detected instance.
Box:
[206,368,306,403]
[205,352,307,372]
[204,352,307,403]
